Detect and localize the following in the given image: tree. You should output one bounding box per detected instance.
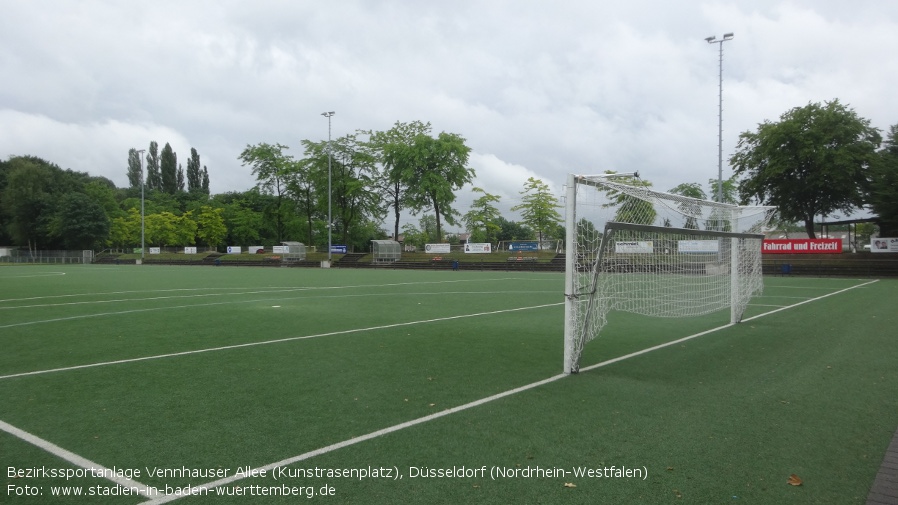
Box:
[730,99,881,238]
[176,163,185,192]
[512,177,562,242]
[669,182,706,201]
[391,131,474,241]
[602,172,656,226]
[195,206,227,249]
[369,120,432,240]
[668,182,706,230]
[145,141,162,191]
[202,167,210,194]
[1,157,54,252]
[495,216,533,242]
[239,143,293,243]
[706,176,739,205]
[287,156,322,247]
[463,187,502,244]
[49,192,110,250]
[160,142,178,194]
[127,148,142,190]
[108,208,140,248]
[871,124,898,235]
[299,134,383,248]
[186,148,203,193]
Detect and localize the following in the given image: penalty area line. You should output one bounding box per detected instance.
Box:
[148,279,879,503]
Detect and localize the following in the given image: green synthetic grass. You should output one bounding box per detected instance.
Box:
[1,266,896,504]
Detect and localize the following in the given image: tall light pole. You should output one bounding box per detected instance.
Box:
[137,149,146,261]
[706,32,733,203]
[321,111,335,263]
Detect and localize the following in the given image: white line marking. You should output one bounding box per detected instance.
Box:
[146,374,569,504]
[0,276,553,305]
[0,419,161,498]
[0,271,66,279]
[0,303,563,380]
[148,278,879,503]
[0,291,558,331]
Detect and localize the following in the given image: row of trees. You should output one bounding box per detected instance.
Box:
[2,101,897,253]
[126,142,210,195]
[0,142,215,253]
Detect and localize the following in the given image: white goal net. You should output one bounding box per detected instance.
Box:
[563,173,776,374]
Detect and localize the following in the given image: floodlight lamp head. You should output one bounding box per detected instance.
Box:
[723,32,734,39]
[705,36,716,43]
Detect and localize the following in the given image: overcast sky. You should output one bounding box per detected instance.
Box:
[2,0,897,229]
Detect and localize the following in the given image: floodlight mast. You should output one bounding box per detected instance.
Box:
[137,149,146,261]
[321,111,335,263]
[706,32,733,204]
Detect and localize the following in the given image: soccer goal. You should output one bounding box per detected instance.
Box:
[563,173,776,374]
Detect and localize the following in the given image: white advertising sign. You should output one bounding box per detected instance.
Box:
[149,247,161,255]
[614,241,653,254]
[871,238,898,253]
[226,246,242,254]
[184,246,197,254]
[678,240,718,253]
[424,243,451,254]
[464,243,492,254]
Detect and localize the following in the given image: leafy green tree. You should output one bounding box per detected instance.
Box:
[669,182,706,200]
[730,99,881,238]
[186,148,203,194]
[145,211,196,247]
[369,120,432,240]
[108,208,141,248]
[239,143,293,243]
[177,163,185,192]
[201,167,210,194]
[195,206,227,249]
[400,215,439,250]
[706,176,739,205]
[288,156,322,246]
[145,141,162,191]
[871,124,898,235]
[127,148,142,189]
[668,182,706,230]
[389,131,474,241]
[299,134,382,248]
[49,192,110,249]
[85,180,123,220]
[600,172,656,228]
[463,187,502,244]
[160,142,178,194]
[224,204,262,246]
[495,216,533,242]
[1,157,54,252]
[512,177,561,242]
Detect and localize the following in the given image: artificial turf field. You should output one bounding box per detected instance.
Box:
[1,265,896,504]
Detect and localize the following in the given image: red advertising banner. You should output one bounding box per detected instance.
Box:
[762,239,842,254]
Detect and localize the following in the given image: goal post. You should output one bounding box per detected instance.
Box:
[563,173,775,374]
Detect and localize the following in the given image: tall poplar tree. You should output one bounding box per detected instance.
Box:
[160,142,178,194]
[187,148,203,193]
[145,141,161,191]
[126,148,142,189]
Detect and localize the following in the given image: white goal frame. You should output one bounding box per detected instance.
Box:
[562,173,775,374]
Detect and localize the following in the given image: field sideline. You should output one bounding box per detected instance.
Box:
[1,265,896,504]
